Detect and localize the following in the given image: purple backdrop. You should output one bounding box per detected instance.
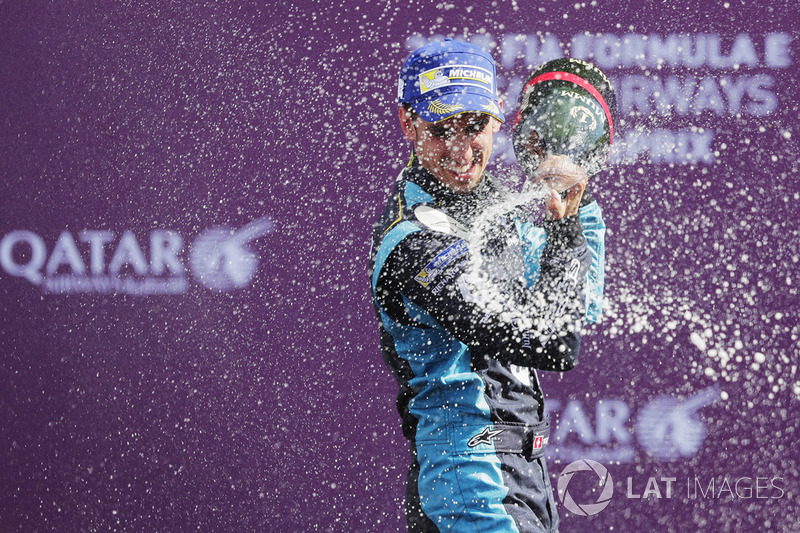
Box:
[2,0,798,531]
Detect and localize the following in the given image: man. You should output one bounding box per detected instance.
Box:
[369,39,609,532]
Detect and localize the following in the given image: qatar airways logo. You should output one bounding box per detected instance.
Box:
[545,386,719,463]
[0,217,274,294]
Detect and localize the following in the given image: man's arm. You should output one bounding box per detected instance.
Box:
[376,215,591,370]
[578,199,605,322]
[516,198,606,323]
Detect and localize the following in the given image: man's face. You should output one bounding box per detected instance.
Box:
[399,108,502,193]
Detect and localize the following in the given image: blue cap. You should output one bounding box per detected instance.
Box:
[398,38,505,123]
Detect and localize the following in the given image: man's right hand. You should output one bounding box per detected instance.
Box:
[532,154,588,193]
[545,179,587,221]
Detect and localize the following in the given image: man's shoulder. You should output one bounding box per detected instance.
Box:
[371,166,462,253]
[375,213,464,266]
[371,162,474,286]
[374,229,469,305]
[372,211,467,291]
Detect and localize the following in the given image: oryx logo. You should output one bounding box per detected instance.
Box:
[468,427,504,448]
[557,459,613,517]
[189,217,274,291]
[636,386,718,461]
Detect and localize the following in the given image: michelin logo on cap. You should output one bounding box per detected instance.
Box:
[419,65,494,94]
[420,69,450,91]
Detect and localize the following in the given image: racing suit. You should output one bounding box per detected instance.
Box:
[369,157,605,532]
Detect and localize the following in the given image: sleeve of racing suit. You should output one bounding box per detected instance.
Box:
[578,199,606,323]
[515,198,606,324]
[377,215,592,370]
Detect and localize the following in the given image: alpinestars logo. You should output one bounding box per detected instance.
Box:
[468,427,505,447]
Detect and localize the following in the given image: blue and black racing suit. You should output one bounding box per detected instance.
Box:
[369,158,605,532]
